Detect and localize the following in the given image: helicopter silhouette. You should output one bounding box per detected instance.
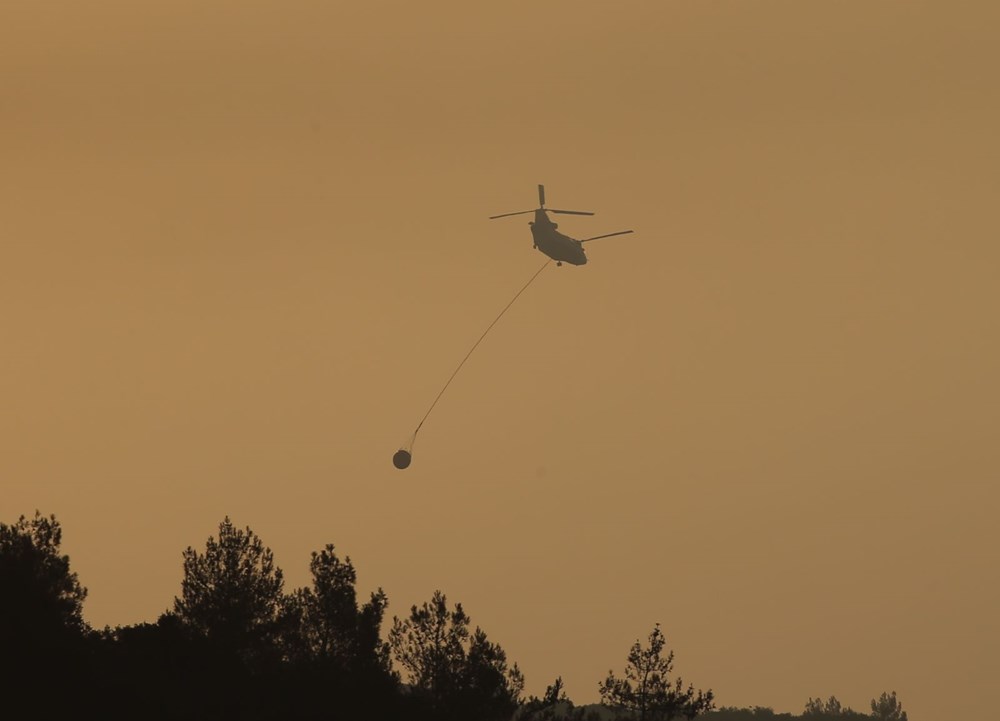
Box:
[489,184,633,266]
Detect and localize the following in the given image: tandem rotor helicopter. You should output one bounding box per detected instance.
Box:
[392,183,633,470]
[489,184,634,266]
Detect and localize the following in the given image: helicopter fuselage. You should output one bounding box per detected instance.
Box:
[529,210,587,266]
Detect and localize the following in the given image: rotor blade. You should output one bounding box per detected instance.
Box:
[538,184,546,207]
[579,230,634,243]
[549,209,595,216]
[489,209,536,219]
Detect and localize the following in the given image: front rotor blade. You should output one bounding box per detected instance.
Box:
[549,209,595,216]
[579,230,634,243]
[489,209,536,219]
[538,184,546,207]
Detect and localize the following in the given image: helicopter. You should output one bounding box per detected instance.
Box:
[489,184,633,266]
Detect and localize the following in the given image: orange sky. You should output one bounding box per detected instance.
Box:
[3,2,998,718]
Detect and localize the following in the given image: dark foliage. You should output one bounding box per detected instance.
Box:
[0,511,88,642]
[281,543,390,674]
[389,589,525,721]
[802,695,869,720]
[0,511,92,715]
[518,677,609,721]
[0,511,910,721]
[705,692,908,721]
[706,707,796,721]
[173,516,286,670]
[870,692,907,721]
[600,624,715,721]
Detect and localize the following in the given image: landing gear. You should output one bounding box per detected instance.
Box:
[556,261,563,267]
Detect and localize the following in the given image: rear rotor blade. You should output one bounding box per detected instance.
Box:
[538,184,546,207]
[579,230,634,243]
[549,209,595,216]
[489,209,536,219]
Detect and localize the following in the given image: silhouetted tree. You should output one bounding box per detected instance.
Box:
[807,697,839,716]
[275,542,398,719]
[802,696,868,720]
[522,676,569,711]
[390,589,471,704]
[0,511,90,715]
[90,613,221,720]
[519,676,591,721]
[0,511,88,645]
[705,707,791,720]
[869,691,907,721]
[173,517,285,669]
[464,626,525,716]
[389,589,524,721]
[283,544,390,673]
[599,624,714,721]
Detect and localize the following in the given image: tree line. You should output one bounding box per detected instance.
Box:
[1,511,905,721]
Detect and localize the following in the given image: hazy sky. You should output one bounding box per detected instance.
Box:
[3,2,998,718]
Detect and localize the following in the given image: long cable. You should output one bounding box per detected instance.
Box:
[406,259,551,449]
